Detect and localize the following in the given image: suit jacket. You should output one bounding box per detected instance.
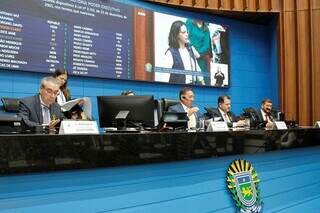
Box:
[168,103,201,124]
[18,95,64,128]
[204,107,238,127]
[255,109,276,122]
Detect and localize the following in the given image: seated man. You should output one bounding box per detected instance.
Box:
[168,87,201,129]
[255,98,276,129]
[205,95,245,127]
[18,76,64,128]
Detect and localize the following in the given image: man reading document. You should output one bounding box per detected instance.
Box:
[18,76,64,130]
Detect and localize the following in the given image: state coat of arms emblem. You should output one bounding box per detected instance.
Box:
[227,159,262,213]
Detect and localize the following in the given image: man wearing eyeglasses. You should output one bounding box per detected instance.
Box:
[18,76,64,128]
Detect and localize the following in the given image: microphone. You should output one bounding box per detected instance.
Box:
[243,108,256,121]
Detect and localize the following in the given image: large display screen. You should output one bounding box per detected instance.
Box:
[0,0,229,87]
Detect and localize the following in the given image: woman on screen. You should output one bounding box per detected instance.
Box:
[163,20,203,85]
[186,19,211,85]
[53,68,92,120]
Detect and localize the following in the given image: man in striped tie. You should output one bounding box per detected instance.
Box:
[18,76,64,129]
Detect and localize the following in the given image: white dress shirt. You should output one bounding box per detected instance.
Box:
[181,103,197,128]
[261,109,272,122]
[218,108,230,123]
[57,90,66,106]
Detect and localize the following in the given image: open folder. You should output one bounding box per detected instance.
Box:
[60,97,92,120]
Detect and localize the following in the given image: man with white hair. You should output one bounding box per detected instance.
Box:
[18,76,64,128]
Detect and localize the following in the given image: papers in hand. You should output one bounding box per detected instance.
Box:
[60,98,82,111]
[60,97,92,120]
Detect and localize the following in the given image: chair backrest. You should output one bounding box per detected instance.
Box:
[162,98,180,111]
[1,97,20,113]
[155,98,180,124]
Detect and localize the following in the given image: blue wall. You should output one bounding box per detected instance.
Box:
[0,0,279,123]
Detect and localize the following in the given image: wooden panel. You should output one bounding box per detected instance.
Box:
[270,0,281,11]
[220,0,232,10]
[194,0,206,8]
[312,10,320,122]
[181,0,194,7]
[153,0,168,3]
[312,0,320,9]
[297,11,311,125]
[258,0,270,11]
[168,0,181,5]
[282,11,297,121]
[245,0,257,11]
[207,0,219,9]
[297,0,309,10]
[233,0,245,10]
[283,0,295,11]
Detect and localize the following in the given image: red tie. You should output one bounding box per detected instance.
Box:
[265,114,270,122]
[224,113,229,122]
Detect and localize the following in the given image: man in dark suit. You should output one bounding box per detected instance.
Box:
[255,98,275,129]
[205,95,245,127]
[168,87,201,129]
[18,76,64,128]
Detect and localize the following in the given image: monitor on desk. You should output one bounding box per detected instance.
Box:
[160,111,188,131]
[97,95,155,129]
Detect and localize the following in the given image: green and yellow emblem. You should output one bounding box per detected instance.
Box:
[227,159,262,213]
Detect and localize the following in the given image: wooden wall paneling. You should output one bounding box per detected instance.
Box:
[296,10,311,125]
[230,0,235,10]
[296,0,309,10]
[282,11,298,121]
[258,0,270,11]
[167,0,181,5]
[194,0,206,8]
[233,0,245,11]
[206,0,219,9]
[153,0,168,3]
[313,0,320,9]
[220,0,232,10]
[181,0,194,7]
[245,0,257,11]
[270,0,281,12]
[283,0,295,11]
[312,9,320,122]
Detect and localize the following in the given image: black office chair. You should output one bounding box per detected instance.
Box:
[0,97,23,133]
[156,98,180,125]
[0,97,20,117]
[163,98,180,111]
